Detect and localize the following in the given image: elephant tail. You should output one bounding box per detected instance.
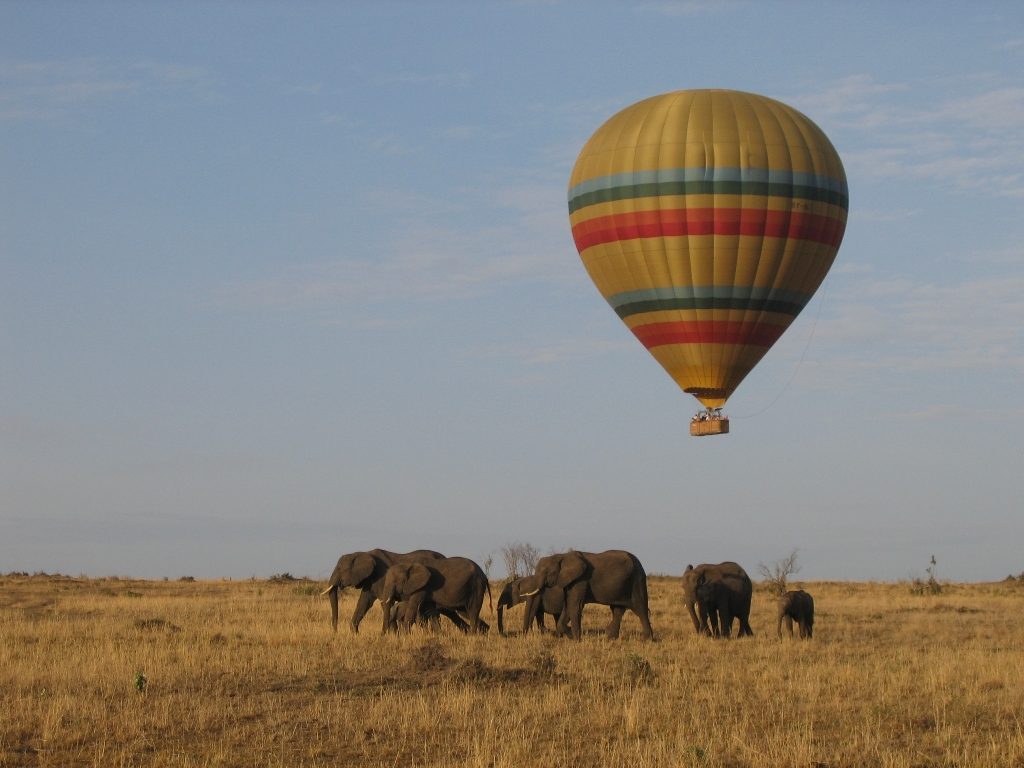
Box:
[633,558,651,608]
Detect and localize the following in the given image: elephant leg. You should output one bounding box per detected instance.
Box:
[466,592,485,634]
[403,593,426,633]
[633,603,655,641]
[784,615,794,638]
[554,600,572,638]
[380,601,396,635]
[569,593,585,641]
[687,602,703,634]
[437,608,469,632]
[696,603,710,635]
[606,606,625,639]
[559,583,590,641]
[541,612,559,634]
[351,588,377,633]
[708,609,720,638]
[416,601,440,630]
[523,595,542,635]
[720,610,733,638]
[739,616,755,637]
[570,601,584,641]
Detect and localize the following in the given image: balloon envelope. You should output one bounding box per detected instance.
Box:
[569,89,848,409]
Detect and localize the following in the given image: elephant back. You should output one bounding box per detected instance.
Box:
[382,549,446,565]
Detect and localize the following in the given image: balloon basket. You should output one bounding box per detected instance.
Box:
[690,414,729,437]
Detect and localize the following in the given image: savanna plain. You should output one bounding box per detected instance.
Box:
[2,573,1023,768]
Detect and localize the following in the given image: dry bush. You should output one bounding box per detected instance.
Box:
[758,549,800,596]
[501,541,541,579]
[910,555,943,595]
[2,573,1023,766]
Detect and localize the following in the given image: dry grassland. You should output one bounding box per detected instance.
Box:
[2,573,1023,767]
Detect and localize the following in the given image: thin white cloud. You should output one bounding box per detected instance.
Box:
[796,74,910,128]
[320,113,358,127]
[218,182,577,315]
[853,207,921,223]
[642,1,734,16]
[470,338,629,367]
[374,71,472,89]
[366,133,419,156]
[796,74,1024,197]
[290,82,323,96]
[934,87,1024,131]
[442,124,483,141]
[901,403,1024,422]
[0,57,214,121]
[817,273,1024,374]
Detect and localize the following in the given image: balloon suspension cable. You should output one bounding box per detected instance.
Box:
[731,279,831,421]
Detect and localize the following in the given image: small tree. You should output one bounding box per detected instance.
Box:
[480,553,494,581]
[501,542,541,580]
[911,555,942,595]
[758,549,800,596]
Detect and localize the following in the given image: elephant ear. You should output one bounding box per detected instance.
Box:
[348,553,376,587]
[405,563,431,594]
[555,554,586,589]
[501,581,520,606]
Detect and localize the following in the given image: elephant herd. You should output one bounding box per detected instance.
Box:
[321,548,815,641]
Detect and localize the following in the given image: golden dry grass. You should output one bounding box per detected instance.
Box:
[2,573,1023,767]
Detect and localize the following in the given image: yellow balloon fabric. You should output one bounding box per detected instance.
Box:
[569,89,848,408]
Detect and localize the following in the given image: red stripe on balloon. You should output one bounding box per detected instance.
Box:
[572,208,846,251]
[632,320,786,349]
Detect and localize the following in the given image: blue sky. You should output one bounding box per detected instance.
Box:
[3,2,1022,582]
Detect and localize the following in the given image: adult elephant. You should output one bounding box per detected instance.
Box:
[681,562,754,637]
[320,548,468,633]
[777,589,814,639]
[496,576,563,636]
[520,550,654,641]
[380,556,491,634]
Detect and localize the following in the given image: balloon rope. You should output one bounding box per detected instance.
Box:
[730,279,830,420]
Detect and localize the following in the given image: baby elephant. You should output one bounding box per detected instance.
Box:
[381,556,491,634]
[777,589,814,639]
[496,576,563,636]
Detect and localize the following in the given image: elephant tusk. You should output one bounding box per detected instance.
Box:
[520,588,540,597]
[320,586,334,596]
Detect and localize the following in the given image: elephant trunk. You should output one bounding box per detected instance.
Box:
[521,593,541,635]
[496,586,515,635]
[685,596,701,633]
[324,584,339,632]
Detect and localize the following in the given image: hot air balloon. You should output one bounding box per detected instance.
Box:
[568,89,848,436]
